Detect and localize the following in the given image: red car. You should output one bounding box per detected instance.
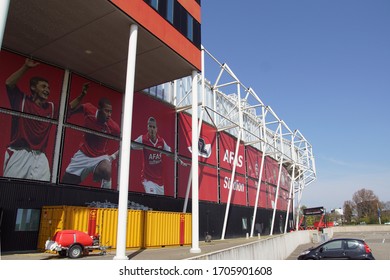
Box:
[45,230,110,258]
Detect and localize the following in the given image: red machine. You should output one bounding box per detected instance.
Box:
[45,230,110,258]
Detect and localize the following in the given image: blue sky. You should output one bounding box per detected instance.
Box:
[201,0,390,211]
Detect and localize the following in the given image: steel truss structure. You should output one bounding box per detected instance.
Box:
[146,47,316,239]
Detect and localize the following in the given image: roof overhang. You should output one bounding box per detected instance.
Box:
[2,0,198,92]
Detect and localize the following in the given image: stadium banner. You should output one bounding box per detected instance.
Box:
[245,145,265,179]
[0,113,57,180]
[247,178,267,208]
[264,156,279,185]
[219,169,247,206]
[0,50,63,118]
[59,74,122,189]
[218,132,246,175]
[0,50,63,182]
[129,92,176,197]
[280,166,291,192]
[177,162,218,202]
[65,74,123,132]
[177,112,217,166]
[279,187,289,211]
[60,127,120,189]
[267,184,277,210]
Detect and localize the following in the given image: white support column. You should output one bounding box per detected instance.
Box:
[183,63,205,214]
[284,164,295,233]
[221,129,241,240]
[114,24,138,260]
[295,179,304,230]
[190,70,201,253]
[51,70,70,183]
[250,148,266,237]
[270,156,283,236]
[0,0,10,48]
[182,170,192,213]
[221,80,243,240]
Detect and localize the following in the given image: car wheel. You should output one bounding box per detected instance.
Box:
[68,244,83,259]
[58,250,67,257]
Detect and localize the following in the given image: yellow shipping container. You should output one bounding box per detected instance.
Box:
[144,211,192,247]
[38,206,191,251]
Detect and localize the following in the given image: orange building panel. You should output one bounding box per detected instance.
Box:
[111,0,201,70]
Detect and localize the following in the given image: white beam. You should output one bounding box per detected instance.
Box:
[114,24,138,260]
[250,149,266,237]
[190,70,201,253]
[0,0,10,48]
[270,156,283,236]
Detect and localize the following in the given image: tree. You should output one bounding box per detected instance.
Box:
[379,201,390,223]
[352,188,379,223]
[343,200,354,224]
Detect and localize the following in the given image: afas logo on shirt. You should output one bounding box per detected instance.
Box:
[148,153,162,161]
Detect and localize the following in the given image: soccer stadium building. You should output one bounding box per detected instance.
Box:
[0,0,316,253]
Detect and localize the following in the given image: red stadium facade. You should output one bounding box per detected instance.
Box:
[0,0,316,252]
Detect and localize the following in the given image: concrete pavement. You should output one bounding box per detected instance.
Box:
[1,236,274,260]
[2,228,390,260]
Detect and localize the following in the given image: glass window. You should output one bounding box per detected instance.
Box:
[322,240,343,251]
[242,217,248,230]
[187,14,194,41]
[144,0,201,49]
[15,209,40,231]
[151,0,159,10]
[167,0,174,23]
[346,240,360,250]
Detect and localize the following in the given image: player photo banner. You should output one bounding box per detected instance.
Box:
[219,170,247,206]
[246,145,265,179]
[267,184,276,210]
[65,74,122,134]
[59,74,122,190]
[177,112,217,166]
[60,127,120,190]
[129,92,176,197]
[0,50,63,118]
[177,163,218,203]
[0,50,64,182]
[0,112,57,181]
[279,188,289,211]
[247,178,267,208]
[264,156,279,185]
[280,166,291,192]
[218,132,246,175]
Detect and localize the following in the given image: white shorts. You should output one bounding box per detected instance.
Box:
[3,147,50,181]
[142,179,164,195]
[65,150,110,182]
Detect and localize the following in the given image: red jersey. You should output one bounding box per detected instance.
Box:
[79,103,120,157]
[6,85,54,152]
[134,134,171,186]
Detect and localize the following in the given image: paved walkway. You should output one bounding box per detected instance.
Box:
[2,236,283,260]
[2,230,389,260]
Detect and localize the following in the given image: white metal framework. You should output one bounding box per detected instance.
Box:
[144,47,316,239]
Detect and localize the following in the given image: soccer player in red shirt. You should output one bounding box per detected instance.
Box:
[62,84,120,189]
[132,117,172,195]
[3,58,55,181]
